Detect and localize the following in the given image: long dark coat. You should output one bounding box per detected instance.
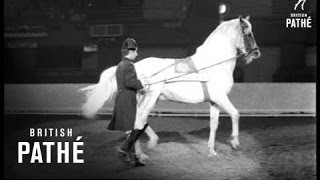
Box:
[108,57,143,131]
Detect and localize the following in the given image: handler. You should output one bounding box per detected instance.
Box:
[108,38,149,167]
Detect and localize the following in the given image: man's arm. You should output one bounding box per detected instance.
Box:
[124,63,144,90]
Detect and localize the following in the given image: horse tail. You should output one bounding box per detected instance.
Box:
[79,66,117,119]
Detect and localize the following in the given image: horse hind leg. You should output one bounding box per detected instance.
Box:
[145,126,159,149]
[135,94,159,148]
[135,140,149,162]
[134,93,160,157]
[138,95,159,149]
[212,94,240,150]
[207,104,220,157]
[134,120,160,152]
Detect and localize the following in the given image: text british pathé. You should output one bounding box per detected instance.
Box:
[286,13,312,28]
[18,128,84,164]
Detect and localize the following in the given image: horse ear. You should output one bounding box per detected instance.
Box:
[239,15,245,25]
[245,16,250,21]
[239,15,248,29]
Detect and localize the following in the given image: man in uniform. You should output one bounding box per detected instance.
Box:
[108,38,149,167]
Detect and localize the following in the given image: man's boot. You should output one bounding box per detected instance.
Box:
[118,130,146,166]
[118,130,140,154]
[119,124,148,153]
[118,124,148,166]
[126,147,146,167]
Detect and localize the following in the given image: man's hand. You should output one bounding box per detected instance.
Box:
[139,88,146,95]
[138,84,151,94]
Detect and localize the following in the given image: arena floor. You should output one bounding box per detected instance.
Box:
[4,115,316,179]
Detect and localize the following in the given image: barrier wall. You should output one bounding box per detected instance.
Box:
[4,83,316,116]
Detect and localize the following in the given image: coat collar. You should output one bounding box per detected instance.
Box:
[122,57,134,64]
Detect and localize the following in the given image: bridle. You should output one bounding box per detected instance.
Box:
[237,22,260,59]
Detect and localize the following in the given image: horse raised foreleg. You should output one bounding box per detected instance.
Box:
[213,94,240,149]
[207,104,220,157]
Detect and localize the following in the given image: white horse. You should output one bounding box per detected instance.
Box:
[80,16,261,157]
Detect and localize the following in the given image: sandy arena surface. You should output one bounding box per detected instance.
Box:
[4,115,316,179]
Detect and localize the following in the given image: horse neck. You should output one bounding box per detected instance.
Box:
[191,27,239,74]
[186,22,243,83]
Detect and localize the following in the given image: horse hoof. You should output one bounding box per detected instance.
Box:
[147,138,159,149]
[208,151,217,157]
[231,144,240,150]
[227,137,240,150]
[231,140,240,149]
[208,147,217,157]
[138,153,149,162]
[83,113,96,120]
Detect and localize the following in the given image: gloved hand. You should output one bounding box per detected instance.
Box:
[139,88,146,95]
[139,84,151,94]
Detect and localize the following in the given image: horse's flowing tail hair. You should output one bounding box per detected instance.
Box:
[79,66,117,119]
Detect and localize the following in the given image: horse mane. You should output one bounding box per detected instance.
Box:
[214,19,240,35]
[192,18,242,62]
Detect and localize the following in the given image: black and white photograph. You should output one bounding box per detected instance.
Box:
[4,0,316,179]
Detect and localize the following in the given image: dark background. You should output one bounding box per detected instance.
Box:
[4,0,317,83]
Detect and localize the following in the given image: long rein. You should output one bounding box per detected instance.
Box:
[144,51,249,86]
[143,23,258,86]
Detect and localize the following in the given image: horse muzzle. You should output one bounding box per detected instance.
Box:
[243,48,261,64]
[249,48,261,59]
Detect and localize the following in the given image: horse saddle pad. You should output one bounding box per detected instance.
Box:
[170,57,209,82]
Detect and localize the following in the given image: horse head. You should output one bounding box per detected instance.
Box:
[237,16,261,64]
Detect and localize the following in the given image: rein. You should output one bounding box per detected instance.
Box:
[145,47,258,86]
[148,57,190,78]
[144,19,259,86]
[146,51,246,86]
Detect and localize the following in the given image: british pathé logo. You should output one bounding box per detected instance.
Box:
[286,0,312,28]
[18,128,84,164]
